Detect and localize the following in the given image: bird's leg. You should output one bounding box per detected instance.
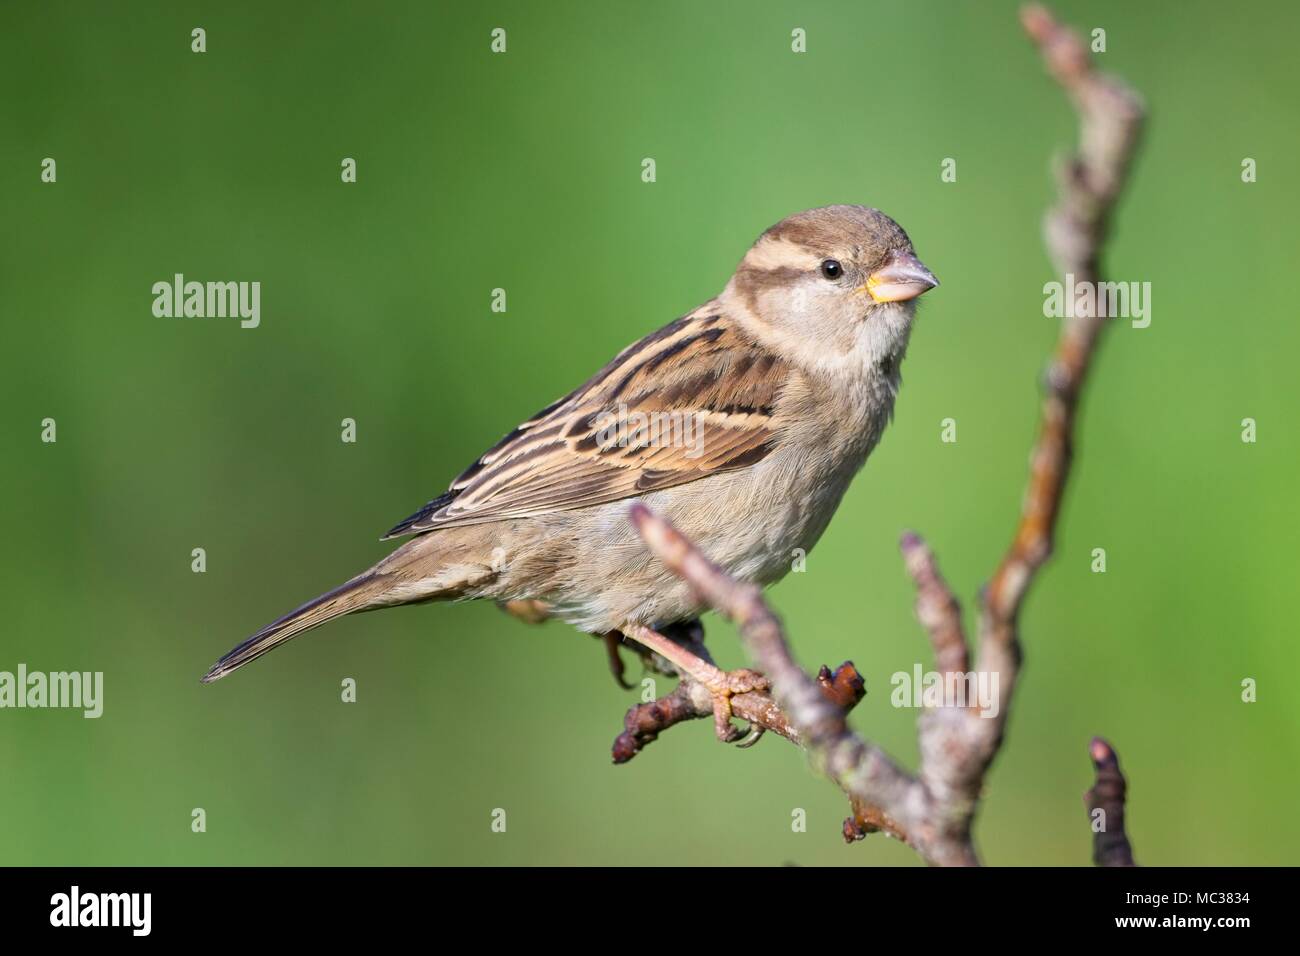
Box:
[599,619,713,693]
[657,621,763,744]
[622,622,769,743]
[597,631,635,690]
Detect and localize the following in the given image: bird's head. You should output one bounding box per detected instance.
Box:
[723,204,938,374]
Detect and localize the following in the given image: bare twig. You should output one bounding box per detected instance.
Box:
[1085,737,1137,866]
[979,1,1145,703]
[900,532,967,676]
[612,681,705,764]
[612,661,866,765]
[614,4,1145,865]
[630,505,938,858]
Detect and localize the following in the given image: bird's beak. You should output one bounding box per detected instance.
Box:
[862,252,939,303]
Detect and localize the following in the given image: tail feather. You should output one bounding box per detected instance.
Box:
[200,572,386,684]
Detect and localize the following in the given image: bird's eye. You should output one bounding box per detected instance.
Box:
[820,259,843,280]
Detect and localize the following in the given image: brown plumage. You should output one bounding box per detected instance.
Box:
[383,314,788,535]
[201,204,938,687]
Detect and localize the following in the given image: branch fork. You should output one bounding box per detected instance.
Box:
[607,4,1144,867]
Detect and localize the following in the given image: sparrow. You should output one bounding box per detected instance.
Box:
[202,204,939,739]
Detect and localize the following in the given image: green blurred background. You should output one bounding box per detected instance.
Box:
[2,0,1296,866]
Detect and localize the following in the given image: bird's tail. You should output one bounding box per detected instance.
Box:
[200,571,390,684]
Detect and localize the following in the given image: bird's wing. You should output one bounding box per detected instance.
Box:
[382,310,790,537]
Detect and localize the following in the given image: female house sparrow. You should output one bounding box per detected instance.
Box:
[202,205,938,738]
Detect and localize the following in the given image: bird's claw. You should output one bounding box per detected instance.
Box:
[707,668,770,745]
[599,631,635,690]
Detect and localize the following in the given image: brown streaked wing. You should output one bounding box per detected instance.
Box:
[382,311,788,537]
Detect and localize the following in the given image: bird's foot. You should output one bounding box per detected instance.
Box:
[700,667,771,745]
[622,622,769,746]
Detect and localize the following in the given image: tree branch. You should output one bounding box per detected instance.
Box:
[612,4,1145,865]
[1085,737,1137,866]
[612,661,866,764]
